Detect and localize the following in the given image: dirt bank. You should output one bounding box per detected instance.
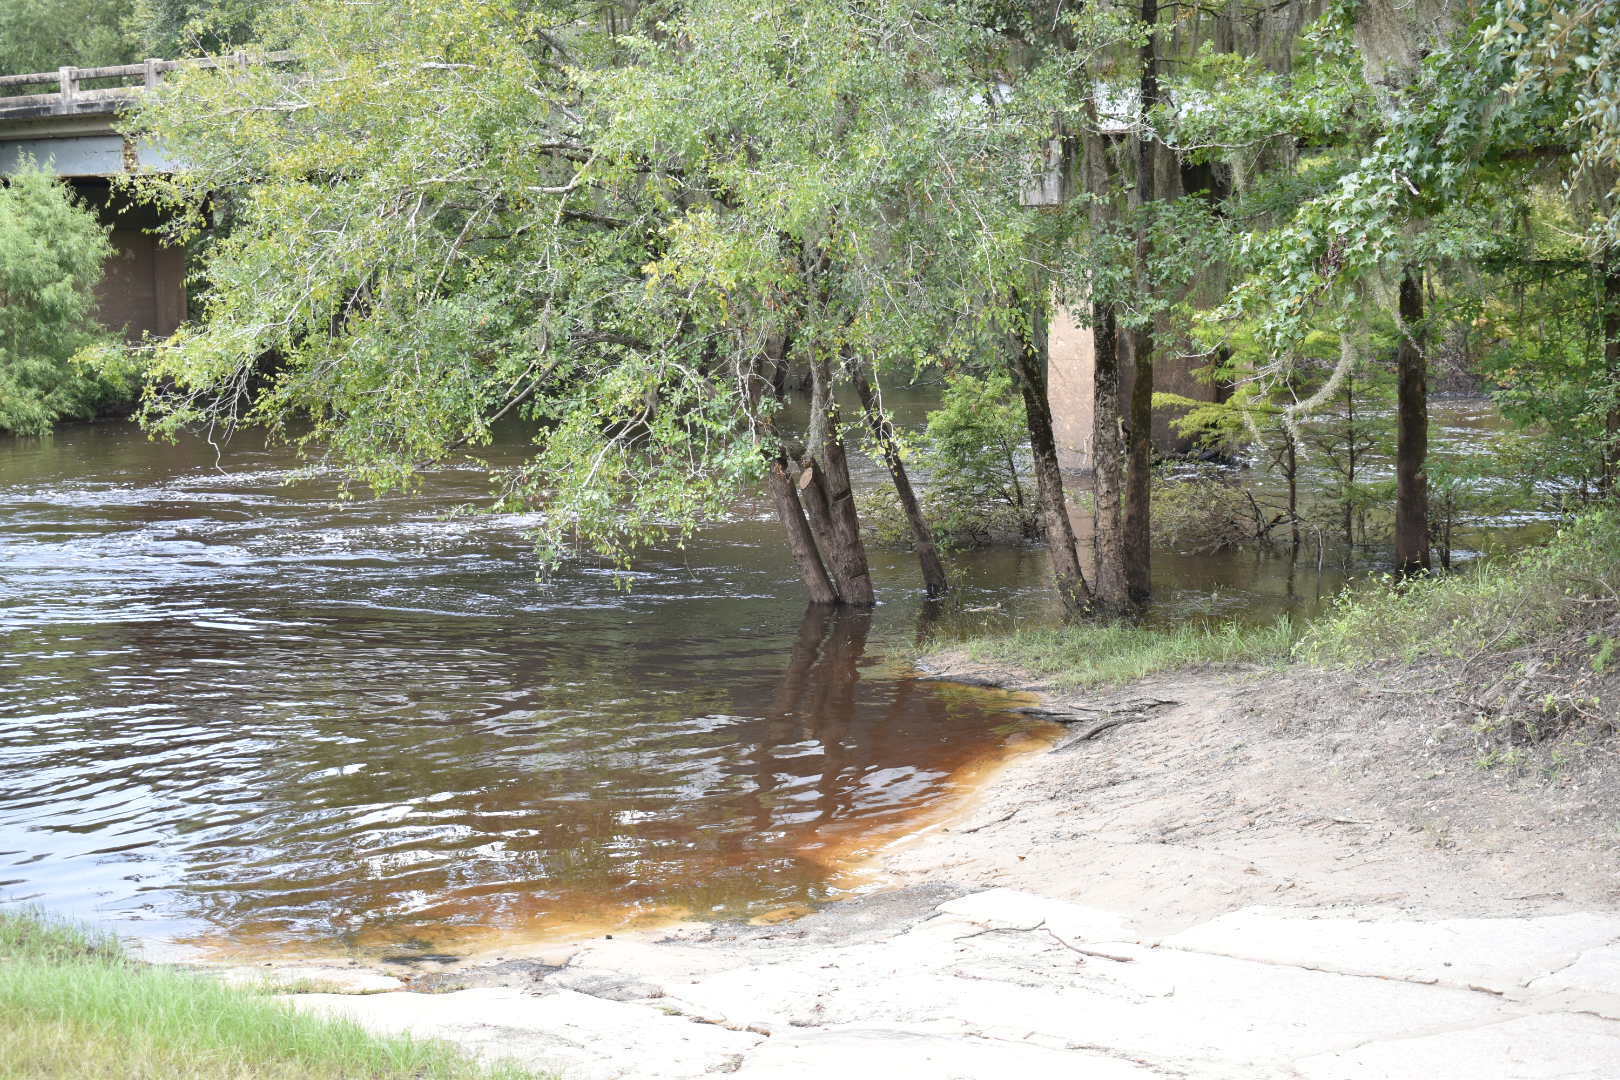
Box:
[888,652,1620,935]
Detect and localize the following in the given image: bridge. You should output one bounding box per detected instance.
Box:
[0,55,286,341]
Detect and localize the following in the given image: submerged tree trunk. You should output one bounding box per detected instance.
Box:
[753,336,870,608]
[1284,432,1300,551]
[1091,300,1130,613]
[765,454,841,605]
[1395,265,1431,575]
[852,364,949,597]
[1342,370,1357,553]
[1123,0,1160,608]
[1123,338,1153,605]
[1010,289,1092,617]
[801,352,875,607]
[1081,124,1129,614]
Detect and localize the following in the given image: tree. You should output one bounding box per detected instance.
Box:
[0,0,136,74]
[123,0,1027,604]
[0,0,134,75]
[0,0,268,76]
[125,0,265,58]
[128,0,745,571]
[0,166,120,436]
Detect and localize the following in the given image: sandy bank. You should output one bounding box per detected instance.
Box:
[213,657,1620,1078]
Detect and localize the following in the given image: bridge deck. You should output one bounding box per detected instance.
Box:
[0,52,294,122]
[1,52,292,176]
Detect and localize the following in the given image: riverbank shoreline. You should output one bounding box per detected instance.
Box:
[230,652,1620,1078]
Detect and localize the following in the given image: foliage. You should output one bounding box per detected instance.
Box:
[961,512,1620,747]
[1300,510,1620,665]
[587,0,1052,395]
[1474,257,1620,497]
[0,0,261,75]
[124,0,755,567]
[958,616,1296,690]
[1422,440,1534,569]
[1172,0,1589,436]
[120,0,1059,571]
[1498,0,1620,253]
[126,0,266,58]
[0,909,544,1079]
[1299,509,1620,738]
[1150,467,1273,553]
[0,907,120,965]
[0,167,123,436]
[915,372,1038,549]
[96,0,1620,596]
[0,0,134,76]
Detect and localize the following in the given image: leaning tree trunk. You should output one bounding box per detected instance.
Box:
[765,453,841,605]
[1091,300,1130,614]
[1395,265,1431,576]
[1010,289,1092,617]
[1123,0,1160,609]
[751,335,846,607]
[800,352,875,607]
[852,365,949,597]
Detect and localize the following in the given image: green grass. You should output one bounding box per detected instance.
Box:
[951,511,1620,724]
[957,615,1297,689]
[0,909,544,1080]
[1298,509,1620,666]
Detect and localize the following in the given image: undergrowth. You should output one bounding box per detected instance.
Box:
[958,616,1297,689]
[1298,509,1620,742]
[0,908,543,1080]
[955,511,1620,750]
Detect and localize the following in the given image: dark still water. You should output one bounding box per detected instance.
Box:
[0,422,1064,956]
[0,402,1522,957]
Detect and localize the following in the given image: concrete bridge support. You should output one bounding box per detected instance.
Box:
[75,180,188,341]
[1048,307,1225,472]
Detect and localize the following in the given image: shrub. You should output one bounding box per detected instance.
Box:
[1151,467,1277,553]
[866,372,1040,550]
[0,165,124,436]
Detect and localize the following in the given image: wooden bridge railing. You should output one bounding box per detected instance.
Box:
[0,52,294,116]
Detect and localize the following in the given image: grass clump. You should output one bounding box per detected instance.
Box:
[1299,509,1620,666]
[959,616,1296,689]
[0,909,542,1080]
[1296,509,1620,741]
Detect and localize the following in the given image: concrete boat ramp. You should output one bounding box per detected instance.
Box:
[269,884,1620,1079]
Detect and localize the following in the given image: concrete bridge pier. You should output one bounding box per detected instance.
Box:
[1048,305,1227,472]
[74,178,188,341]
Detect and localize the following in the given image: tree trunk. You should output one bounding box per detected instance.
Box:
[1603,264,1620,498]
[852,365,949,597]
[1010,289,1092,617]
[1091,299,1130,613]
[751,337,847,608]
[1285,433,1300,551]
[1124,332,1153,607]
[1395,265,1431,575]
[1124,0,1159,608]
[1342,371,1356,553]
[765,455,841,605]
[803,353,876,607]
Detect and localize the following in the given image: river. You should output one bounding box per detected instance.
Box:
[0,400,1533,958]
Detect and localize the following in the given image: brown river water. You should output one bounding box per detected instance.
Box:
[0,400,1530,958]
